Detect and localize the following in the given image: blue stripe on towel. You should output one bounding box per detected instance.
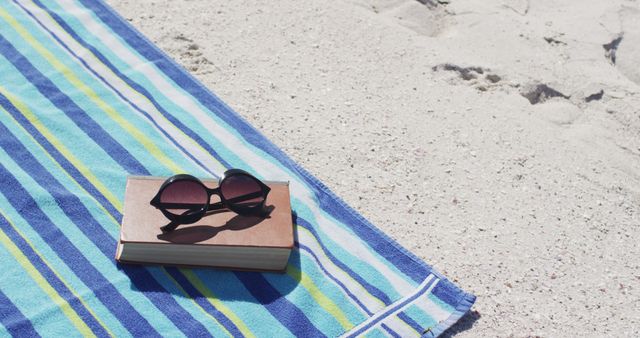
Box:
[297,218,395,306]
[164,267,243,337]
[0,213,110,337]
[21,0,232,174]
[0,152,162,336]
[0,145,209,336]
[235,272,327,337]
[0,91,121,219]
[0,33,150,175]
[297,242,373,315]
[0,289,41,338]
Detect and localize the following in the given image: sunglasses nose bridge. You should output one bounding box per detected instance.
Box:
[206,186,220,196]
[206,187,222,203]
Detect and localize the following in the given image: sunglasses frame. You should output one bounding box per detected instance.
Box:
[150,169,271,232]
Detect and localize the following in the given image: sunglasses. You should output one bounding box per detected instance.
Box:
[150,169,271,233]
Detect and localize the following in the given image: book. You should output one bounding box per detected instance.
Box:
[116,176,294,272]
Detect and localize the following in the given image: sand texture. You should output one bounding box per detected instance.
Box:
[107,0,640,336]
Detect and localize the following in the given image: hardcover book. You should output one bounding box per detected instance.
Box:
[116,176,294,272]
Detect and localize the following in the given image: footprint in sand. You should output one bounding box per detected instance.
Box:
[431,63,503,91]
[608,6,640,85]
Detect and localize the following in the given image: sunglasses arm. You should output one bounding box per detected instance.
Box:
[156,191,268,233]
[160,221,180,233]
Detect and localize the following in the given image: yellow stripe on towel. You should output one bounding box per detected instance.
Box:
[0,211,107,337]
[0,7,183,175]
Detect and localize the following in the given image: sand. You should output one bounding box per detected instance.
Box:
[107,0,640,336]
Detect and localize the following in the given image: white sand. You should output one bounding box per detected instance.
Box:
[108,0,640,336]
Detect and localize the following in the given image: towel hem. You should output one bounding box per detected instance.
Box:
[427,292,476,337]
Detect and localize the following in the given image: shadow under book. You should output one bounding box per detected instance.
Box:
[116,176,294,272]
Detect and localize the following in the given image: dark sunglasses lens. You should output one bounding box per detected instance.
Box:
[160,180,208,216]
[220,174,266,209]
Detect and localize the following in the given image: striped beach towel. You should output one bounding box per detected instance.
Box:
[0,0,475,337]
